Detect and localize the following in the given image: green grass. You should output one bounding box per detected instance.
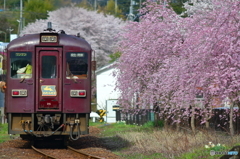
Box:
[91,121,240,159]
[0,122,240,159]
[0,123,9,143]
[89,121,103,127]
[114,152,166,159]
[93,121,150,137]
[177,148,223,159]
[178,143,240,159]
[90,121,166,158]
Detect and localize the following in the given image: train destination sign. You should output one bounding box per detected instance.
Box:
[41,35,57,43]
[10,52,32,58]
[15,53,27,56]
[41,85,57,96]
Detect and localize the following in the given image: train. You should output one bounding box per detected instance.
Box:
[4,22,94,144]
[0,42,8,76]
[0,42,8,54]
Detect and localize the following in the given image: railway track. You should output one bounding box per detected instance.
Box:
[67,146,105,159]
[31,145,105,159]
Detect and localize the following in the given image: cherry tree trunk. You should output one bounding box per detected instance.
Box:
[176,109,180,132]
[229,105,234,136]
[205,109,211,129]
[164,116,168,129]
[205,120,210,129]
[191,108,196,134]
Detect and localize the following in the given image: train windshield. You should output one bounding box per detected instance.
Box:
[66,52,88,79]
[10,52,32,79]
[41,56,57,78]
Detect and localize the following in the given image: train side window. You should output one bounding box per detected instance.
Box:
[10,52,32,79]
[66,52,88,79]
[42,56,57,78]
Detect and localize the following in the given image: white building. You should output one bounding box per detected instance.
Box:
[96,63,120,123]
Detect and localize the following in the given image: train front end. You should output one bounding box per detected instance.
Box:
[5,26,92,141]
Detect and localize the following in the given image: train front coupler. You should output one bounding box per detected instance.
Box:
[20,119,33,136]
[32,114,63,137]
[65,119,81,141]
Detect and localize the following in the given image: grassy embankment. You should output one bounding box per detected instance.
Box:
[0,122,239,158]
[0,124,9,143]
[90,121,240,159]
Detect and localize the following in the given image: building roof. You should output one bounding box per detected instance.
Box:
[96,62,117,75]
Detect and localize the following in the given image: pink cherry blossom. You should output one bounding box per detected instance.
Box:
[116,0,240,134]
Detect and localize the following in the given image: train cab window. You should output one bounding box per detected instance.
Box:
[42,56,57,78]
[10,52,32,79]
[66,52,88,79]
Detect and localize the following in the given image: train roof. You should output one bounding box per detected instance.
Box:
[7,32,92,51]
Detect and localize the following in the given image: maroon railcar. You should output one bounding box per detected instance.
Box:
[5,23,92,142]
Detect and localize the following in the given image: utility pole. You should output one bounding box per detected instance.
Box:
[7,27,14,41]
[127,0,135,21]
[115,0,118,15]
[19,0,23,36]
[94,0,97,11]
[163,0,167,8]
[4,0,6,11]
[130,0,133,15]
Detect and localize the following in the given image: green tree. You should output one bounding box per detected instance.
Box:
[117,0,146,20]
[105,0,115,15]
[52,0,72,8]
[1,0,73,41]
[78,0,94,10]
[109,51,122,63]
[0,0,28,10]
[169,0,187,15]
[104,0,123,18]
[0,14,10,42]
[24,0,55,25]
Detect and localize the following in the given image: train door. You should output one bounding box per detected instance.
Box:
[36,48,62,112]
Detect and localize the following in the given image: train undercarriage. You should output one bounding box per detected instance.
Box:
[7,113,89,143]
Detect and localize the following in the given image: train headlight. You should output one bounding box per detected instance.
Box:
[70,90,86,97]
[12,89,28,97]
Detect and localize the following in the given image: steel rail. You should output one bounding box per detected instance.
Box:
[31,145,57,159]
[67,146,105,159]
